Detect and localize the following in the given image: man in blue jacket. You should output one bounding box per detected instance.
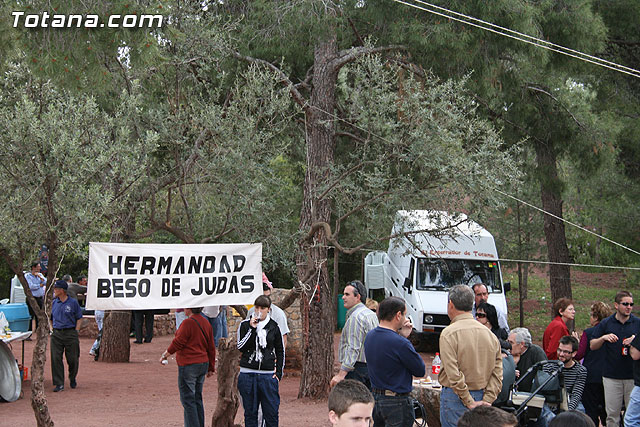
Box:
[364,296,426,427]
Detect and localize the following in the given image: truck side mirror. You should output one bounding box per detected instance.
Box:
[504,282,511,292]
[403,277,412,294]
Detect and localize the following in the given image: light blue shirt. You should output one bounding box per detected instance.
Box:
[25,272,46,298]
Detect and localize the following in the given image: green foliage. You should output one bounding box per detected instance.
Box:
[0,64,156,267]
[327,52,521,249]
[504,270,634,342]
[5,1,167,96]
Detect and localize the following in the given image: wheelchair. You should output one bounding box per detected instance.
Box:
[498,360,569,426]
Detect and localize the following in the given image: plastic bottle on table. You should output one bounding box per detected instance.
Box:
[431,352,441,375]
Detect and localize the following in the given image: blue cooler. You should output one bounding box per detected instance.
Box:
[0,303,31,332]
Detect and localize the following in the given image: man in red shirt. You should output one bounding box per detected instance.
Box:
[161,307,216,427]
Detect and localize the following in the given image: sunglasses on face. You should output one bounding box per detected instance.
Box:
[476,313,487,318]
[620,302,634,307]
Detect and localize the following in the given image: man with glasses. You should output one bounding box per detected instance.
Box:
[534,336,587,426]
[545,336,587,411]
[590,290,640,427]
[331,280,379,389]
[471,283,509,331]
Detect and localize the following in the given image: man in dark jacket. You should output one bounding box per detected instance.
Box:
[237,295,284,427]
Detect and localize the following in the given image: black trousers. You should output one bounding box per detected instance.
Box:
[27,296,43,331]
[50,329,80,386]
[133,310,155,343]
[582,381,607,427]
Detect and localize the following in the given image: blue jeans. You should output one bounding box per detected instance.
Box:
[439,387,484,427]
[533,403,586,427]
[372,392,414,427]
[238,372,280,427]
[346,362,371,390]
[625,386,640,427]
[178,362,208,427]
[212,307,228,347]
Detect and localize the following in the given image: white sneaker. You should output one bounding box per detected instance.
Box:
[89,350,96,356]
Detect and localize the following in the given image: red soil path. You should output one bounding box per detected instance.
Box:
[2,333,434,426]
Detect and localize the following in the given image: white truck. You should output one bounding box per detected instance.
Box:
[364,210,509,335]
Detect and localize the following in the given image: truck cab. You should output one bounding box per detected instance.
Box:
[364,210,508,335]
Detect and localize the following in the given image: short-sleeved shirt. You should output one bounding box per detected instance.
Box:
[591,313,640,379]
[51,297,83,329]
[631,334,640,387]
[247,304,290,336]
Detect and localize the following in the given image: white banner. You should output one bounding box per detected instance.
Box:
[86,242,262,310]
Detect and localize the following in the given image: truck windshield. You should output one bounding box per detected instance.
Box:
[416,258,502,291]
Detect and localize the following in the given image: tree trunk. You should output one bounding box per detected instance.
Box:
[297,37,339,399]
[231,305,247,320]
[7,244,59,426]
[210,337,241,427]
[535,141,572,305]
[274,286,302,311]
[98,311,131,363]
[99,211,136,362]
[29,322,53,427]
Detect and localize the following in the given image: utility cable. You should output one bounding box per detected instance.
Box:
[495,188,640,257]
[304,102,640,262]
[392,0,640,79]
[408,0,640,76]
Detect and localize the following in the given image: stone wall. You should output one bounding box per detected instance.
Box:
[78,313,176,338]
[227,288,303,369]
[77,293,304,370]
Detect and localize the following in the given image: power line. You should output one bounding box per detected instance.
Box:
[495,189,640,257]
[498,258,640,271]
[306,103,640,263]
[392,0,640,79]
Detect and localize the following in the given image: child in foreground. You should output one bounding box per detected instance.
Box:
[329,379,374,427]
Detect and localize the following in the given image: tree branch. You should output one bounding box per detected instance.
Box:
[317,160,374,202]
[303,218,469,256]
[336,131,369,145]
[337,191,392,225]
[231,51,309,110]
[333,45,407,70]
[472,94,545,145]
[294,66,314,92]
[526,85,585,129]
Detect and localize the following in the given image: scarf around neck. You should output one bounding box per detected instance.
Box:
[254,313,271,363]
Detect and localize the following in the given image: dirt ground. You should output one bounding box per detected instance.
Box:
[1,333,435,426]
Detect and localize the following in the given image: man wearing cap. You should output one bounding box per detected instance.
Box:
[331,280,379,389]
[50,279,83,392]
